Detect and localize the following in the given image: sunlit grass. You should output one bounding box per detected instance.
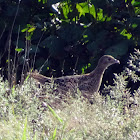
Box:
[0,76,140,140]
[1,49,140,139]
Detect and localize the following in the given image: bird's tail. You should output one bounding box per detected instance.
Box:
[29,71,51,84]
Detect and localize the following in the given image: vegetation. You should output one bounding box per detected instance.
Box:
[0,0,140,83]
[0,49,140,139]
[0,0,140,139]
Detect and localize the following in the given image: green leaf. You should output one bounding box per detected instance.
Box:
[48,105,63,123]
[21,28,28,33]
[132,1,140,6]
[25,32,34,40]
[15,48,24,53]
[76,2,90,17]
[52,127,57,140]
[26,69,33,82]
[120,29,132,39]
[28,27,36,32]
[27,24,32,28]
[76,3,85,17]
[90,4,96,19]
[81,63,91,74]
[33,133,37,140]
[97,9,103,21]
[132,24,138,28]
[22,117,28,140]
[61,2,69,19]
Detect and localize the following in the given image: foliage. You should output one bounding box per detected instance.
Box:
[103,49,140,113]
[1,1,140,139]
[0,0,140,84]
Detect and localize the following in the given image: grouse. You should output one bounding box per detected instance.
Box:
[29,55,120,98]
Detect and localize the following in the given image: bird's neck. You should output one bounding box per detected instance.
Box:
[91,64,106,76]
[83,64,107,94]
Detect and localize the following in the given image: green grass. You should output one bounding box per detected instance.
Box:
[0,76,140,140]
[1,49,140,140]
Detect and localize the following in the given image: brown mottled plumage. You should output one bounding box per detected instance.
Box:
[30,55,120,98]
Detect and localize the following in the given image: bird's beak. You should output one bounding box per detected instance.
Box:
[114,59,120,64]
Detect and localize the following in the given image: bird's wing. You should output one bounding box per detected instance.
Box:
[54,75,80,93]
[29,72,83,94]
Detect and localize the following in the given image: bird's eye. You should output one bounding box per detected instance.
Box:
[108,58,111,61]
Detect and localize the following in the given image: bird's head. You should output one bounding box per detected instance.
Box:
[98,55,120,69]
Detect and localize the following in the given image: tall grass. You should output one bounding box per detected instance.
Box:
[3,1,140,139]
[1,49,140,139]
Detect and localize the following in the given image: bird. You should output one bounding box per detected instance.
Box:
[29,55,120,99]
